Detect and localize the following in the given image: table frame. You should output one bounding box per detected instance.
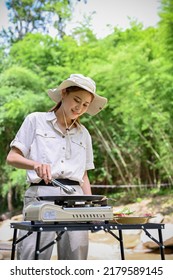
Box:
[10,221,165,260]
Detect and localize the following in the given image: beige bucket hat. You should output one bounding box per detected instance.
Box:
[48,74,107,116]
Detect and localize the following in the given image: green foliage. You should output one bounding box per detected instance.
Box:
[1,166,28,198]
[0,65,45,91]
[9,33,57,73]
[159,0,173,60]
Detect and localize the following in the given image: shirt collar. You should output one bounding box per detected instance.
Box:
[46,111,57,121]
[46,111,82,132]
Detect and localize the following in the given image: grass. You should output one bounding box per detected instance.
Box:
[100,186,173,221]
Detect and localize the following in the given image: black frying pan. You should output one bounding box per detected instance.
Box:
[37,195,106,203]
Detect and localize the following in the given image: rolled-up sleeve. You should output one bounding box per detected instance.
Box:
[10,114,35,157]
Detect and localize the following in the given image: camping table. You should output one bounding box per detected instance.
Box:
[10,221,165,260]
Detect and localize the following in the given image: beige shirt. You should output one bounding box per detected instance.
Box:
[10,111,95,184]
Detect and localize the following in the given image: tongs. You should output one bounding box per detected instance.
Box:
[52,178,76,195]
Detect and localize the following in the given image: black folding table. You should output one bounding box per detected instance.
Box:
[10,221,165,260]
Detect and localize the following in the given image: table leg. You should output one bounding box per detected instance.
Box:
[118,229,125,260]
[11,228,18,260]
[158,229,165,260]
[34,231,41,260]
[143,228,165,260]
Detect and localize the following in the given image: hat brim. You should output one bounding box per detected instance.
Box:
[48,80,107,116]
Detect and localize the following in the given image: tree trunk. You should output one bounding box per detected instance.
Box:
[7,188,14,212]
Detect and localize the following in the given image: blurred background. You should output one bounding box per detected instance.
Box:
[0,0,173,214]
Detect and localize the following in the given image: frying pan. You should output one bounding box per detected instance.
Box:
[37,195,107,206]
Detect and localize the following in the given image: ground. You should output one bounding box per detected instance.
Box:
[111,193,173,223]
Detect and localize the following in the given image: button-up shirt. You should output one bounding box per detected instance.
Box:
[10,111,95,184]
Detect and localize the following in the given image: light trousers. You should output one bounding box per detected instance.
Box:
[17,185,89,260]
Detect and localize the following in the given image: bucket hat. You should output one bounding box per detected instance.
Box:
[48,74,107,116]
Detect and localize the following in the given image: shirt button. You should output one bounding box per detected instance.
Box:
[80,142,82,145]
[62,147,65,150]
[44,133,47,136]
[61,160,64,163]
[61,171,64,174]
[62,135,65,138]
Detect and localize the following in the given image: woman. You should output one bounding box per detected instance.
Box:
[6,73,107,260]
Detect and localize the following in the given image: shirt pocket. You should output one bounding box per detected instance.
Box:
[30,129,58,162]
[36,129,57,139]
[71,136,86,150]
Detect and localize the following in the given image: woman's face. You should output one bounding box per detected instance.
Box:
[62,89,93,120]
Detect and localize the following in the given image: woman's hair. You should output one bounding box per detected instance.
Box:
[48,86,90,123]
[48,102,62,113]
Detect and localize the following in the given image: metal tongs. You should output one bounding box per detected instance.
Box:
[52,178,76,195]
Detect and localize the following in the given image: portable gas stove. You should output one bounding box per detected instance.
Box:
[24,195,113,222]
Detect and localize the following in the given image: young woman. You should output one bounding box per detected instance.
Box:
[6,73,107,260]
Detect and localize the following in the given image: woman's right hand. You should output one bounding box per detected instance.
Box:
[33,163,52,184]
